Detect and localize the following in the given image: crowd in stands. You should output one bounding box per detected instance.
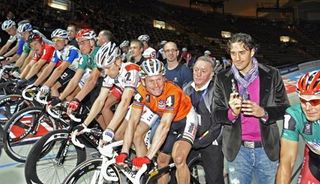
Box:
[1,0,320,68]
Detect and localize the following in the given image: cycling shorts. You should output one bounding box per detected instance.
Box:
[78,70,91,89]
[125,105,160,127]
[298,147,320,183]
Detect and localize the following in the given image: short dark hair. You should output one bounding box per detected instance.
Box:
[100,30,113,41]
[130,39,143,49]
[227,33,258,53]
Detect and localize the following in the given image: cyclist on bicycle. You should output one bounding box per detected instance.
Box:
[19,32,55,84]
[115,59,198,184]
[0,20,18,59]
[28,28,81,97]
[277,71,320,183]
[74,42,140,137]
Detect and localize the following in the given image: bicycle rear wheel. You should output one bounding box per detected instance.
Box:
[3,106,56,162]
[63,158,121,184]
[25,129,87,184]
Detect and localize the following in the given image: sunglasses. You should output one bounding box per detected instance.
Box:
[300,97,320,106]
[52,38,65,43]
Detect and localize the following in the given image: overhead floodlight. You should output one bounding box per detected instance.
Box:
[221,31,232,39]
[48,0,69,11]
[280,36,290,43]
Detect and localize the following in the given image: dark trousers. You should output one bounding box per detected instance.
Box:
[189,144,224,184]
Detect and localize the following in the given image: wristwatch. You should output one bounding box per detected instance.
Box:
[261,110,269,123]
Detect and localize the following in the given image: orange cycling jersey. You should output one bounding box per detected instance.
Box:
[32,43,55,63]
[132,80,192,122]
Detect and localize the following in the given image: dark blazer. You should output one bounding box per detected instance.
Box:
[213,63,290,161]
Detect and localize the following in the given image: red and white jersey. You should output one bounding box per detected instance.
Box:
[103,62,140,91]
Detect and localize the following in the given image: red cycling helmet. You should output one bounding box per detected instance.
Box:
[28,33,43,46]
[297,71,320,95]
[76,28,96,41]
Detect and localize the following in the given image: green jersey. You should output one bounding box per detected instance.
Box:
[282,104,320,155]
[78,47,100,70]
[23,42,30,54]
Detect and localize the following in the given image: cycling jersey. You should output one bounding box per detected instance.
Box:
[52,45,81,70]
[32,43,55,63]
[282,104,320,155]
[7,34,17,43]
[282,104,320,182]
[102,62,140,91]
[78,47,100,70]
[16,38,25,55]
[22,42,30,54]
[132,81,192,122]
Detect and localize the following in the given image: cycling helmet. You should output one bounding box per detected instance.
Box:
[28,33,43,45]
[17,23,32,33]
[95,42,120,68]
[182,47,187,52]
[160,40,167,46]
[297,71,320,95]
[120,40,130,48]
[138,34,150,42]
[1,20,16,30]
[51,28,68,39]
[140,59,165,78]
[76,29,96,41]
[142,47,156,59]
[204,50,211,56]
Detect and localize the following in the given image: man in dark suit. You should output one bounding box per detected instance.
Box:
[213,33,290,184]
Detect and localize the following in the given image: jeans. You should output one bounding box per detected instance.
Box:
[227,145,278,184]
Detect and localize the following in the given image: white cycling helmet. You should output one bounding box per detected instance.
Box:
[2,20,16,31]
[204,50,211,56]
[120,40,130,48]
[142,47,156,59]
[140,59,165,78]
[95,42,120,69]
[51,28,68,39]
[17,23,32,33]
[138,34,150,42]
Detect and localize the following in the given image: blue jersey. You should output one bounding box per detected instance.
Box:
[165,63,192,88]
[16,38,25,55]
[52,45,81,71]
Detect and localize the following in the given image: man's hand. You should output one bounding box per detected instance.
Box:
[67,98,80,113]
[102,129,115,143]
[40,85,50,95]
[228,92,242,116]
[132,156,151,168]
[72,123,87,135]
[50,96,61,106]
[241,100,265,118]
[115,153,128,165]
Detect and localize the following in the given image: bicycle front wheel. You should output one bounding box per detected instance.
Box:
[63,158,121,184]
[25,129,87,184]
[3,106,56,162]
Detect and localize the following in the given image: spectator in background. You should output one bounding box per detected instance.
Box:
[96,30,112,47]
[179,47,192,66]
[157,40,167,64]
[184,56,224,184]
[119,40,130,62]
[164,41,192,88]
[129,39,144,65]
[67,24,78,48]
[213,33,290,184]
[137,34,150,51]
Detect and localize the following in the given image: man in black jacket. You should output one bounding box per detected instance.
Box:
[184,56,224,183]
[213,33,290,184]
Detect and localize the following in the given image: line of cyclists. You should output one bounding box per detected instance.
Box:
[0,20,203,184]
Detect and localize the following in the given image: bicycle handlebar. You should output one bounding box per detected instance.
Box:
[22,87,37,101]
[35,91,49,105]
